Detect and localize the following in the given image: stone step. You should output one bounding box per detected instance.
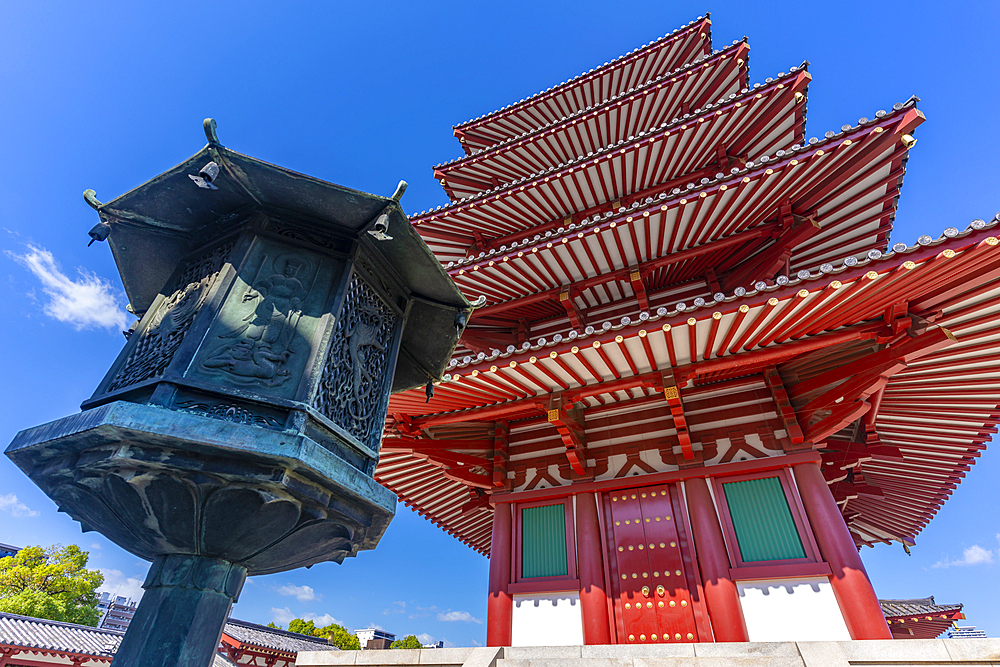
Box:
[497,643,805,667]
[498,659,790,667]
[297,639,1000,667]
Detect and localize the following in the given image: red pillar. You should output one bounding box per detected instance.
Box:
[576,492,611,644]
[685,477,749,642]
[487,502,513,647]
[793,462,892,640]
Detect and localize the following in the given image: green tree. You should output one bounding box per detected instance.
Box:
[287,618,319,636]
[319,622,360,650]
[0,545,104,626]
[266,621,284,630]
[390,635,423,649]
[285,617,360,650]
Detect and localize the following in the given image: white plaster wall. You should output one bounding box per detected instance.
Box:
[510,592,583,646]
[737,577,851,642]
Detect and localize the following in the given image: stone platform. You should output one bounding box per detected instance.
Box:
[297,640,1000,667]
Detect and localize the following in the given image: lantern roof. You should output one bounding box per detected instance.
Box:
[84,119,472,391]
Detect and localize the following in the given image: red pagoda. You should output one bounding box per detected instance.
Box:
[377,15,1000,645]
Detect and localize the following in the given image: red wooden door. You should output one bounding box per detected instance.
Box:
[609,484,699,643]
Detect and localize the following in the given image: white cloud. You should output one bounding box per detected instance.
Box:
[276,584,319,602]
[416,633,435,644]
[90,543,102,550]
[271,607,296,625]
[0,494,39,518]
[100,569,145,602]
[304,613,340,627]
[437,610,482,624]
[8,245,127,331]
[933,545,994,568]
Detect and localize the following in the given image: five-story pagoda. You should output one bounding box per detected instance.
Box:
[377,16,1000,646]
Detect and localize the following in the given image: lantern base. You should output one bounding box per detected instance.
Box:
[5,400,395,574]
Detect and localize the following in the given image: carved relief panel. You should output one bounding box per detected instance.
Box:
[313,270,400,452]
[107,241,234,392]
[191,238,342,400]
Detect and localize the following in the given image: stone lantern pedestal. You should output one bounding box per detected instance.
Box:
[6,120,472,667]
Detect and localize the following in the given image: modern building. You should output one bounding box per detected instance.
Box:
[880,597,965,639]
[0,543,21,559]
[95,592,138,633]
[0,612,328,666]
[375,14,1000,647]
[355,628,396,650]
[948,625,988,639]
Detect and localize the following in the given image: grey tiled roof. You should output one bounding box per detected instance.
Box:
[881,597,963,618]
[224,618,335,653]
[214,652,239,666]
[0,612,333,659]
[0,611,122,657]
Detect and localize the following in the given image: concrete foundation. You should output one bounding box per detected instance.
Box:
[297,639,1000,667]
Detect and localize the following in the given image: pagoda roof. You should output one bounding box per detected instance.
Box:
[379,219,1000,553]
[454,17,713,152]
[436,40,752,200]
[414,68,817,264]
[441,101,918,338]
[881,598,964,639]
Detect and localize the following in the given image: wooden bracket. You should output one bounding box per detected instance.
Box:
[718,208,821,292]
[472,229,489,251]
[517,319,529,344]
[460,487,492,516]
[492,420,510,489]
[546,394,588,475]
[763,367,806,448]
[391,413,422,439]
[883,299,912,334]
[820,439,902,488]
[654,369,694,460]
[628,268,650,311]
[705,267,721,295]
[559,287,586,329]
[792,326,957,442]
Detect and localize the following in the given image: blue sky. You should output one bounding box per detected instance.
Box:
[1,0,998,647]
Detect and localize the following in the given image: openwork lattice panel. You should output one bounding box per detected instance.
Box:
[314,273,398,450]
